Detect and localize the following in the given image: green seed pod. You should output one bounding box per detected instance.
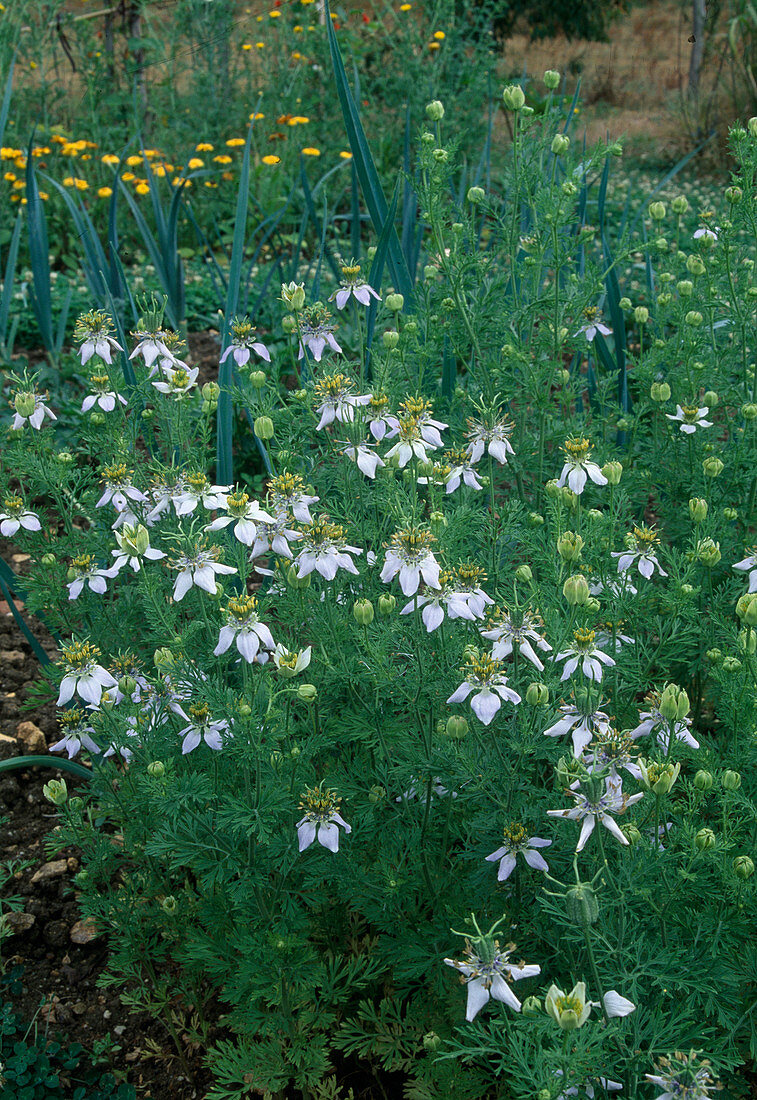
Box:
[650,381,671,402]
[286,565,311,589]
[445,715,469,740]
[250,370,266,388]
[382,329,400,349]
[563,574,589,606]
[689,498,708,522]
[502,84,526,110]
[734,855,754,879]
[556,531,584,562]
[565,882,599,925]
[467,186,485,204]
[543,69,560,89]
[722,770,742,790]
[297,683,318,702]
[695,827,716,851]
[385,293,404,312]
[254,415,274,440]
[525,682,549,706]
[602,460,622,485]
[515,564,533,583]
[648,201,666,221]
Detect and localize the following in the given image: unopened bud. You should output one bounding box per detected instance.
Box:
[650,381,671,402]
[13,393,36,418]
[693,769,713,791]
[702,456,724,478]
[623,823,642,846]
[353,599,374,625]
[385,293,404,312]
[525,682,549,706]
[297,683,318,702]
[368,785,385,803]
[522,995,542,1016]
[147,761,165,779]
[543,69,560,89]
[423,1031,442,1051]
[685,310,703,326]
[737,592,757,626]
[118,675,137,697]
[515,564,533,583]
[527,511,544,526]
[659,683,690,721]
[425,100,445,121]
[551,134,570,156]
[734,855,754,879]
[445,715,469,740]
[556,531,584,562]
[601,460,622,485]
[502,85,526,110]
[378,593,396,616]
[695,827,716,851]
[286,565,311,589]
[382,329,399,349]
[649,201,666,221]
[202,381,220,402]
[281,281,306,311]
[671,195,689,214]
[254,415,274,440]
[742,403,757,420]
[42,778,68,805]
[687,255,706,276]
[722,769,742,790]
[563,574,589,605]
[634,306,649,324]
[161,895,177,914]
[689,497,708,522]
[467,186,485,204]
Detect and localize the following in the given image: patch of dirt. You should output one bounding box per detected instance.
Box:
[0,540,213,1098]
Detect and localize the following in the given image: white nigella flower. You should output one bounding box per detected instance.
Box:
[629,690,700,750]
[297,786,351,852]
[447,563,493,620]
[268,472,319,524]
[444,917,540,1021]
[611,524,667,579]
[152,362,200,399]
[557,437,608,495]
[443,446,484,493]
[67,553,119,600]
[733,548,757,592]
[646,1051,719,1100]
[584,725,643,782]
[169,543,237,601]
[249,511,301,560]
[49,707,100,759]
[465,414,515,465]
[173,472,229,516]
[447,653,521,726]
[206,488,274,545]
[556,1074,623,1099]
[214,594,275,662]
[144,474,187,524]
[312,371,371,430]
[57,640,118,707]
[81,371,128,414]
[339,440,385,479]
[555,627,616,683]
[330,260,381,310]
[547,778,643,852]
[485,823,551,880]
[574,306,612,342]
[594,618,635,652]
[0,495,41,537]
[543,700,612,758]
[179,702,231,754]
[273,644,312,677]
[111,523,166,572]
[384,415,438,468]
[294,516,362,581]
[129,329,172,370]
[220,315,271,367]
[96,462,148,512]
[395,777,458,803]
[400,569,473,632]
[297,303,342,361]
[481,607,552,670]
[366,392,399,441]
[74,309,124,366]
[693,224,718,241]
[666,403,713,434]
[398,395,447,449]
[11,389,57,431]
[381,525,441,596]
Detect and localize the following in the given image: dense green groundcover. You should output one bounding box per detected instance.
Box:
[3,8,757,1099]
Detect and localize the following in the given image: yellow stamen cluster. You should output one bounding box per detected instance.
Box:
[582,306,599,322]
[110,652,140,675]
[681,405,702,422]
[188,702,210,724]
[71,553,95,571]
[444,446,470,466]
[399,395,434,419]
[572,627,596,651]
[230,316,256,340]
[455,562,487,588]
[58,707,85,729]
[270,472,304,497]
[592,726,634,763]
[169,368,191,389]
[390,526,435,555]
[2,495,23,514]
[226,594,258,620]
[632,524,660,547]
[340,262,361,280]
[299,786,340,818]
[465,653,502,682]
[102,462,131,485]
[562,437,591,462]
[397,415,422,441]
[226,490,250,516]
[74,309,113,342]
[62,640,101,668]
[161,331,186,355]
[314,372,352,399]
[502,822,529,848]
[369,393,389,413]
[89,373,111,391]
[554,993,585,1015]
[186,472,209,493]
[303,517,346,544]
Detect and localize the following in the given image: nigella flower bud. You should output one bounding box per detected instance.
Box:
[544,479,561,499]
[527,512,544,526]
[693,770,713,790]
[702,456,724,478]
[13,392,37,418]
[445,715,469,739]
[161,895,178,914]
[695,827,716,851]
[385,293,404,312]
[425,100,445,121]
[622,823,642,845]
[659,683,690,721]
[565,883,600,926]
[382,329,400,348]
[42,779,68,805]
[515,564,533,582]
[118,675,137,696]
[726,185,743,203]
[423,1032,442,1052]
[722,770,742,790]
[685,310,704,326]
[543,69,560,89]
[556,531,584,562]
[502,84,526,111]
[525,683,549,706]
[687,255,706,275]
[250,370,267,388]
[353,599,374,625]
[648,201,666,221]
[467,186,485,204]
[742,403,757,420]
[298,683,318,702]
[689,497,708,522]
[147,761,165,778]
[671,195,689,214]
[734,855,754,879]
[650,381,671,401]
[741,628,757,654]
[551,134,570,156]
[153,647,175,670]
[281,281,306,311]
[601,460,622,485]
[378,594,396,615]
[41,553,56,567]
[254,415,274,440]
[563,575,589,605]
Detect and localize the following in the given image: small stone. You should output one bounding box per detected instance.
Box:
[3,911,35,934]
[11,553,30,564]
[72,1001,87,1015]
[66,857,79,873]
[114,1025,125,1036]
[103,1009,111,1019]
[125,1051,140,1063]
[0,650,24,663]
[16,721,47,754]
[31,859,68,884]
[70,918,100,945]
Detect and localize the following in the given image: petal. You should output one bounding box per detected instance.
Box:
[470,688,501,726]
[465,978,490,1021]
[576,815,596,852]
[496,853,517,880]
[297,821,317,851]
[523,848,549,872]
[447,682,474,704]
[489,975,521,1012]
[318,821,340,852]
[603,990,636,1017]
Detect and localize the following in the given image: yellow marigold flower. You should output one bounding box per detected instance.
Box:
[213,154,233,164]
[62,143,80,156]
[81,153,91,161]
[62,176,75,187]
[400,3,412,9]
[187,157,204,169]
[29,61,37,69]
[135,182,150,195]
[3,171,15,181]
[126,154,143,167]
[302,147,320,156]
[172,177,191,188]
[121,171,135,182]
[196,142,214,152]
[204,180,218,188]
[152,164,167,177]
[256,41,265,47]
[290,115,309,124]
[242,42,253,50]
[262,155,281,165]
[97,186,113,198]
[38,191,49,200]
[222,171,234,181]
[294,24,303,31]
[301,0,315,5]
[11,179,24,190]
[226,138,245,147]
[14,157,26,170]
[249,111,265,120]
[256,14,263,20]
[339,150,353,159]
[433,30,445,39]
[269,9,281,15]
[292,51,303,59]
[101,153,119,166]
[141,148,159,158]
[429,40,440,49]
[74,177,88,190]
[32,146,48,157]
[51,135,66,145]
